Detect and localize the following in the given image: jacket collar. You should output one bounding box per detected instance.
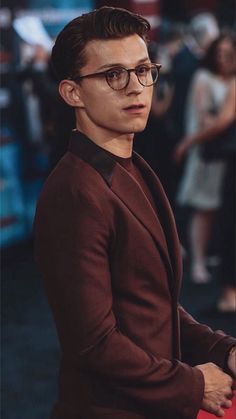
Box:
[68,130,182,293]
[69,130,116,186]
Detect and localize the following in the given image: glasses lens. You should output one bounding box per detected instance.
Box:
[106,67,129,90]
[136,64,159,86]
[105,64,159,90]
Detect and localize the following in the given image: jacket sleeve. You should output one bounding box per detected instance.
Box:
[35,187,204,419]
[179,305,236,369]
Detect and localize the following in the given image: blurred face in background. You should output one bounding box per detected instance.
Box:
[216,37,236,77]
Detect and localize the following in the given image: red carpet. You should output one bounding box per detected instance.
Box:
[198,393,236,419]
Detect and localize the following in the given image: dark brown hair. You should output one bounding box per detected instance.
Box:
[202,30,236,75]
[51,6,151,82]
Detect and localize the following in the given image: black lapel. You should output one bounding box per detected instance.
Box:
[69,130,116,186]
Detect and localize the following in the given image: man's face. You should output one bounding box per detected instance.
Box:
[75,34,154,140]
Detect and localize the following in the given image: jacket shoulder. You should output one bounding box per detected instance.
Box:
[42,152,108,200]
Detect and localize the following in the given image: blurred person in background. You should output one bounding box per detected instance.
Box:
[136,13,220,208]
[167,13,220,206]
[174,32,236,289]
[134,21,184,205]
[18,43,74,170]
[217,135,236,312]
[169,12,220,145]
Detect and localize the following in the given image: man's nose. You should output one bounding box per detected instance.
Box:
[126,71,144,93]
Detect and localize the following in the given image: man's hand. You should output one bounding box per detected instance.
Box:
[227,347,236,378]
[196,362,233,417]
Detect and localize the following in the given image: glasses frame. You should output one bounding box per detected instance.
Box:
[71,63,162,90]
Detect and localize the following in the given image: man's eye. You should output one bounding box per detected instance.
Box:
[136,65,150,75]
[106,68,124,80]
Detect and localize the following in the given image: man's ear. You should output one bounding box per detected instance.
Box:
[59,80,84,107]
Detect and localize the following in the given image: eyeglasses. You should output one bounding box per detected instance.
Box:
[72,63,162,90]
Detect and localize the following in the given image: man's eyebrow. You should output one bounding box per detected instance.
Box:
[96,57,150,71]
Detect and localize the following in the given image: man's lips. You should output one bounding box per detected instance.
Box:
[123,104,146,110]
[123,104,147,116]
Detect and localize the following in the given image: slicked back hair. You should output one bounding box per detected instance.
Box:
[51,6,151,82]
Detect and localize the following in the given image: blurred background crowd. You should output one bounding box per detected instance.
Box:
[1,1,236,418]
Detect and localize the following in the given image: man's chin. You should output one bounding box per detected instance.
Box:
[127,120,148,134]
[132,123,148,134]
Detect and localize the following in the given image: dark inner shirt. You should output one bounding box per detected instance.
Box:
[105,150,157,213]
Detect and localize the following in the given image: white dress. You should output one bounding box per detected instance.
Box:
[177,69,228,210]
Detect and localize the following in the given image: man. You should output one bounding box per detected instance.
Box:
[34,7,236,419]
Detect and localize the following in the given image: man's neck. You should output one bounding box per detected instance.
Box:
[75,124,134,158]
[98,136,133,158]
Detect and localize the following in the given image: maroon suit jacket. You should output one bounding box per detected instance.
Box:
[34,130,235,419]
